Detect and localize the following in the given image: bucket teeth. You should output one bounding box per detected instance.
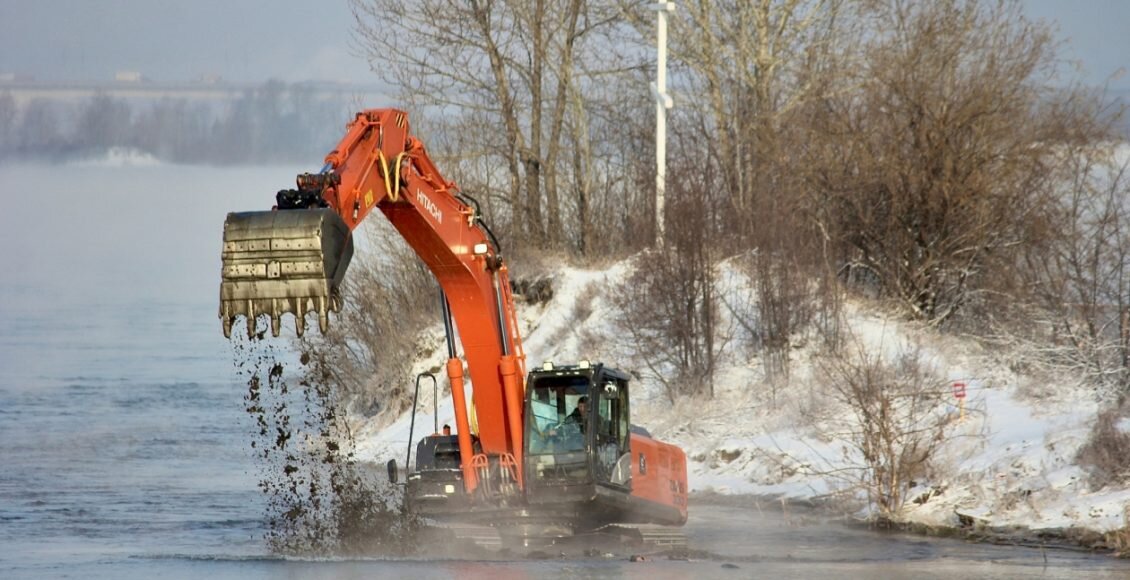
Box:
[219,296,337,339]
[218,208,353,339]
[246,301,256,337]
[318,296,330,334]
[295,299,307,337]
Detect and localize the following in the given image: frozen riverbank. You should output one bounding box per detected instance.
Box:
[351,261,1130,553]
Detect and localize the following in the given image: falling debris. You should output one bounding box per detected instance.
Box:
[230,327,417,556]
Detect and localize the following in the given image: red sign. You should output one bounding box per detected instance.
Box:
[952,381,967,399]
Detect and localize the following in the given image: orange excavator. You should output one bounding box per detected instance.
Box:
[218,109,687,546]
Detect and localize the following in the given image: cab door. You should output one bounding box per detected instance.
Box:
[593,377,631,488]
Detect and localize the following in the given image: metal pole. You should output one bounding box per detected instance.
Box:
[492,271,511,356]
[651,2,675,247]
[407,376,421,474]
[440,290,456,359]
[407,372,438,474]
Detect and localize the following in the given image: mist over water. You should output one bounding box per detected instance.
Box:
[3,162,1130,578]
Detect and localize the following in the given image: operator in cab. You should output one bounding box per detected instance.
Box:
[566,396,589,433]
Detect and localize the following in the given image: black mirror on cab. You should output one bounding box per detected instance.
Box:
[386,459,399,484]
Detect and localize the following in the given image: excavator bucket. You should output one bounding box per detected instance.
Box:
[219,208,353,338]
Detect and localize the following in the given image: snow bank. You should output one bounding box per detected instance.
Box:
[351,257,1130,536]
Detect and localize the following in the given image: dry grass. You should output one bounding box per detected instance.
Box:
[1077,401,1130,490]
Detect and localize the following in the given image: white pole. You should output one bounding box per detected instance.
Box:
[651,2,675,247]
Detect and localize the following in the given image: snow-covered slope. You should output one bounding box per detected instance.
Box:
[351,259,1130,536]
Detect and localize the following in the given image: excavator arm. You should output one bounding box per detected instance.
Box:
[219,109,526,493]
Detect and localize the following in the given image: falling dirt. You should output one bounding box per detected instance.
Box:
[229,321,419,557]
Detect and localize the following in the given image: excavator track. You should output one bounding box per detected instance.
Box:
[595,523,688,549]
[436,523,504,551]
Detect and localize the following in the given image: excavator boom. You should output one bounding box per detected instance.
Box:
[219,109,526,494]
[218,108,687,546]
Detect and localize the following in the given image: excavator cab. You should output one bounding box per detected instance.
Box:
[524,363,633,508]
[522,362,688,535]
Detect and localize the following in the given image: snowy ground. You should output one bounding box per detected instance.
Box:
[351,259,1130,538]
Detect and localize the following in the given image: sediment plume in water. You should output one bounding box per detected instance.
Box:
[230,327,419,557]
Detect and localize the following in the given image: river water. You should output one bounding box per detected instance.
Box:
[3,162,1130,579]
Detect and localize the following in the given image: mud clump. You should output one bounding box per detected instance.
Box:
[230,329,419,557]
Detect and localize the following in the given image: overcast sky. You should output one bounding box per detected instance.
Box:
[0,0,1127,90]
[0,0,370,83]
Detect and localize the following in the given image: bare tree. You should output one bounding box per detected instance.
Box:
[133,98,212,162]
[816,344,950,518]
[0,92,15,157]
[1076,399,1130,490]
[803,0,1105,326]
[648,0,852,243]
[15,98,64,155]
[725,249,817,392]
[75,93,132,152]
[351,0,632,250]
[618,0,855,377]
[614,145,729,401]
[1021,149,1130,393]
[299,222,439,419]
